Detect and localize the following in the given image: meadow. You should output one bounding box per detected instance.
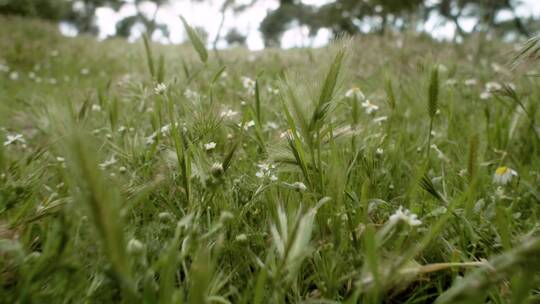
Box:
[1,16,539,303]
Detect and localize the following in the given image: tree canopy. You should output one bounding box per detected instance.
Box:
[0,0,537,47]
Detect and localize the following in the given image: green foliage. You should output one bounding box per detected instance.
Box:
[1,16,540,303]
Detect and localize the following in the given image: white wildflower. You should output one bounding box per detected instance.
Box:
[493,166,518,185]
[204,142,217,151]
[220,109,238,118]
[345,87,365,101]
[154,82,167,95]
[243,120,255,130]
[3,134,25,146]
[80,68,89,75]
[361,99,379,114]
[464,79,477,86]
[242,77,256,95]
[9,71,19,80]
[290,182,307,191]
[389,206,422,226]
[480,91,492,100]
[485,81,502,92]
[91,104,101,112]
[184,89,199,100]
[99,156,117,170]
[127,239,144,254]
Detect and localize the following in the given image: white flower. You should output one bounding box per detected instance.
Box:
[373,116,388,124]
[242,77,256,95]
[9,72,19,80]
[264,121,279,131]
[389,206,422,226]
[464,79,477,86]
[486,81,502,92]
[220,109,238,118]
[154,83,167,95]
[236,234,248,242]
[290,182,307,191]
[256,163,277,181]
[0,63,9,72]
[375,148,384,156]
[99,156,117,170]
[127,239,144,254]
[3,134,25,146]
[204,142,217,151]
[80,68,89,75]
[243,120,255,130]
[91,104,101,112]
[345,87,365,101]
[493,166,518,185]
[184,89,199,100]
[56,157,65,162]
[480,91,492,100]
[361,100,379,114]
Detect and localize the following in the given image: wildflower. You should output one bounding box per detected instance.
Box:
[243,120,255,130]
[290,182,307,191]
[361,99,379,114]
[119,166,127,173]
[480,91,492,100]
[118,126,127,133]
[0,63,8,72]
[80,68,89,75]
[204,142,217,151]
[3,134,25,146]
[345,87,365,101]
[464,79,477,86]
[267,86,279,95]
[56,157,65,163]
[493,166,518,185]
[485,81,502,92]
[236,234,248,242]
[184,89,199,100]
[99,156,117,170]
[220,109,238,118]
[242,77,256,95]
[256,163,277,181]
[375,148,384,156]
[9,71,19,80]
[373,116,388,124]
[154,82,167,95]
[158,212,174,221]
[389,206,422,226]
[127,239,144,254]
[264,121,279,131]
[28,72,36,79]
[91,104,101,112]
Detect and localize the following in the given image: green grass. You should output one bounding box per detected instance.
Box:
[1,15,540,303]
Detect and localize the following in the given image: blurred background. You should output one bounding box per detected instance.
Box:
[1,0,539,50]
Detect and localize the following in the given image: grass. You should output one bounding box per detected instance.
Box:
[1,15,540,303]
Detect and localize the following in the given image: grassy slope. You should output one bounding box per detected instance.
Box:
[0,16,539,303]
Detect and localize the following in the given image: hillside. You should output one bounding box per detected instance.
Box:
[1,16,540,303]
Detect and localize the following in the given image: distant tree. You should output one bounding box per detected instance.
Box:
[224,28,247,46]
[0,0,70,21]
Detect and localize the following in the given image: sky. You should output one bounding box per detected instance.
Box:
[84,0,540,50]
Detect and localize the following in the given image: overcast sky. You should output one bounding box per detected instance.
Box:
[89,0,540,49]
